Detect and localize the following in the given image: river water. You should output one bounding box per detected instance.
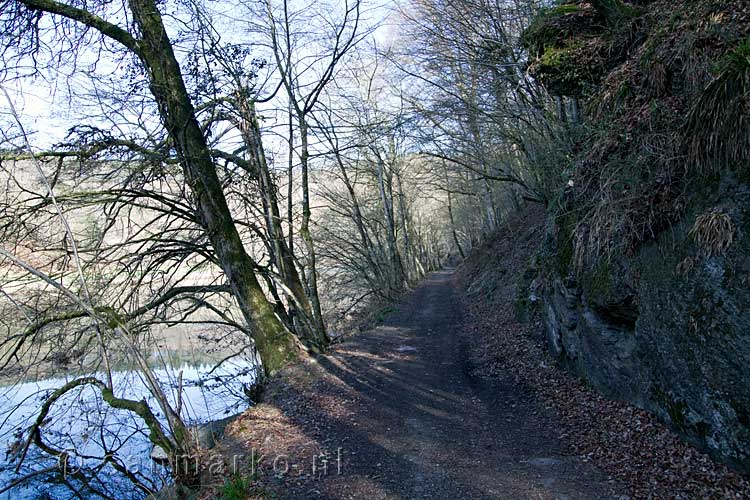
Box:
[0,329,258,499]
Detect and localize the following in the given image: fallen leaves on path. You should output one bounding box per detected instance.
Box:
[455,207,750,500]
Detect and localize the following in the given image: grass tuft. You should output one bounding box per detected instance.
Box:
[220,474,252,500]
[688,209,735,257]
[685,39,750,174]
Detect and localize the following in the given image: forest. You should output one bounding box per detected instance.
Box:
[0,0,748,498]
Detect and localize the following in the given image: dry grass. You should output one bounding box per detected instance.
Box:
[551,0,749,271]
[689,209,735,256]
[685,39,750,175]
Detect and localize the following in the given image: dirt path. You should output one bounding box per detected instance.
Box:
[222,270,626,499]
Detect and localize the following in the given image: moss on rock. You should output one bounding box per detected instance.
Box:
[522,0,639,96]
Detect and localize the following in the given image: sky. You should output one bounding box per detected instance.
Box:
[1,0,399,151]
[2,78,74,148]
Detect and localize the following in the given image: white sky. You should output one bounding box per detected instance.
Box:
[1,0,400,151]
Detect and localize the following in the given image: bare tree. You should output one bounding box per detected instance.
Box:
[258,0,367,340]
[392,0,560,244]
[1,0,303,376]
[309,50,451,319]
[0,100,204,493]
[0,0,316,495]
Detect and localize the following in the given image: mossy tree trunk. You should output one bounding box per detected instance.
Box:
[16,0,305,376]
[31,377,198,489]
[127,0,301,375]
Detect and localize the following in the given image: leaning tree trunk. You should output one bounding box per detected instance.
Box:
[128,0,300,375]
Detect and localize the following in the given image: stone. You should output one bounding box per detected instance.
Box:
[541,190,750,473]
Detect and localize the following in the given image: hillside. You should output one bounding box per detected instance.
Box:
[515,0,750,476]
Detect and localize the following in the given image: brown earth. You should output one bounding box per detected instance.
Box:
[205,266,625,499]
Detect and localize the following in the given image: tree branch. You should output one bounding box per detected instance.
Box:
[18,0,140,53]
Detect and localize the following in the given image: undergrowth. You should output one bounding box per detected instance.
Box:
[220,475,252,500]
[524,0,750,275]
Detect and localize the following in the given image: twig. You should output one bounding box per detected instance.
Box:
[0,86,114,387]
[0,465,59,495]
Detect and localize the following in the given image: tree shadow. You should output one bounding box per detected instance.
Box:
[214,272,620,499]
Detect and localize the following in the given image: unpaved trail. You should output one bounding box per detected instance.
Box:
[232,270,626,499]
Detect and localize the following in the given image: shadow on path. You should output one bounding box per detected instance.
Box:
[223,270,625,499]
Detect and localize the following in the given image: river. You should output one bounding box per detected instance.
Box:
[0,327,258,499]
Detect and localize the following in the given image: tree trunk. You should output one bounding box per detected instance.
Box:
[128,0,300,375]
[446,183,465,259]
[555,95,567,123]
[237,97,326,350]
[376,155,405,294]
[395,169,414,281]
[298,117,328,341]
[571,96,581,124]
[287,103,295,254]
[466,101,497,234]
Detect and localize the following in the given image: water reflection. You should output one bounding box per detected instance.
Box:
[0,330,258,499]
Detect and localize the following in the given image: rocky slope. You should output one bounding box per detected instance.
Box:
[457,205,750,498]
[521,0,750,473]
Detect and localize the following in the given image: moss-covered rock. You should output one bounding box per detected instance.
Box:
[522,2,602,56]
[528,39,609,95]
[536,0,750,472]
[543,170,750,473]
[522,0,639,96]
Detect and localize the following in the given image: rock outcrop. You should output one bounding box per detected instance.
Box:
[542,189,750,472]
[523,0,750,474]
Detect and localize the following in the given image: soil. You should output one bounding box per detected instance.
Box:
[208,268,626,499]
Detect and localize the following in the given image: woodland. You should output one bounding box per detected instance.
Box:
[0,0,748,498]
